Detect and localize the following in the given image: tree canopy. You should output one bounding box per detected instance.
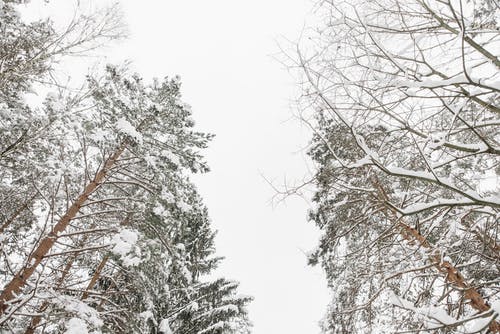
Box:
[0,1,252,333]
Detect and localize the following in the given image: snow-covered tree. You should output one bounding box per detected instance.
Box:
[295,0,500,332]
[0,2,252,333]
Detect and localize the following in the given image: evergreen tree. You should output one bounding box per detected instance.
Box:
[0,2,252,333]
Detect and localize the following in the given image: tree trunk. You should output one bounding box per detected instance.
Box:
[0,142,127,316]
[82,255,109,300]
[373,178,500,332]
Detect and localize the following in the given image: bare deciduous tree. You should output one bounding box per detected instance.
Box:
[292,0,500,332]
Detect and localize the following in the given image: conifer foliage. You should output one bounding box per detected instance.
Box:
[0,1,251,333]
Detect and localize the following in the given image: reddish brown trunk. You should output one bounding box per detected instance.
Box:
[82,255,109,300]
[398,222,498,327]
[0,143,126,316]
[24,254,79,334]
[24,223,101,334]
[472,229,500,257]
[372,179,500,332]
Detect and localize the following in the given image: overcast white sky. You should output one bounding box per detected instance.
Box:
[23,1,330,333]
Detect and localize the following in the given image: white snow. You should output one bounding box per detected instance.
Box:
[115,118,143,144]
[348,156,372,168]
[389,291,456,325]
[65,318,89,334]
[464,315,494,333]
[144,154,158,167]
[177,200,192,212]
[483,79,500,90]
[197,321,225,334]
[427,134,445,150]
[160,189,176,204]
[111,229,142,267]
[153,204,167,217]
[175,243,185,252]
[159,319,172,334]
[50,296,102,333]
[477,169,500,195]
[395,74,468,89]
[111,229,138,256]
[139,310,154,321]
[90,129,109,143]
[492,299,500,316]
[161,150,180,166]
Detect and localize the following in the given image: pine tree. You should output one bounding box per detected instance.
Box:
[0,2,252,333]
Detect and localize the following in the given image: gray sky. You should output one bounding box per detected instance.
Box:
[23,1,330,332]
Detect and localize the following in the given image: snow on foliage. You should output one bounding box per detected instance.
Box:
[65,318,89,334]
[111,228,142,267]
[0,2,251,333]
[159,319,172,334]
[115,118,143,144]
[296,0,500,332]
[55,295,103,330]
